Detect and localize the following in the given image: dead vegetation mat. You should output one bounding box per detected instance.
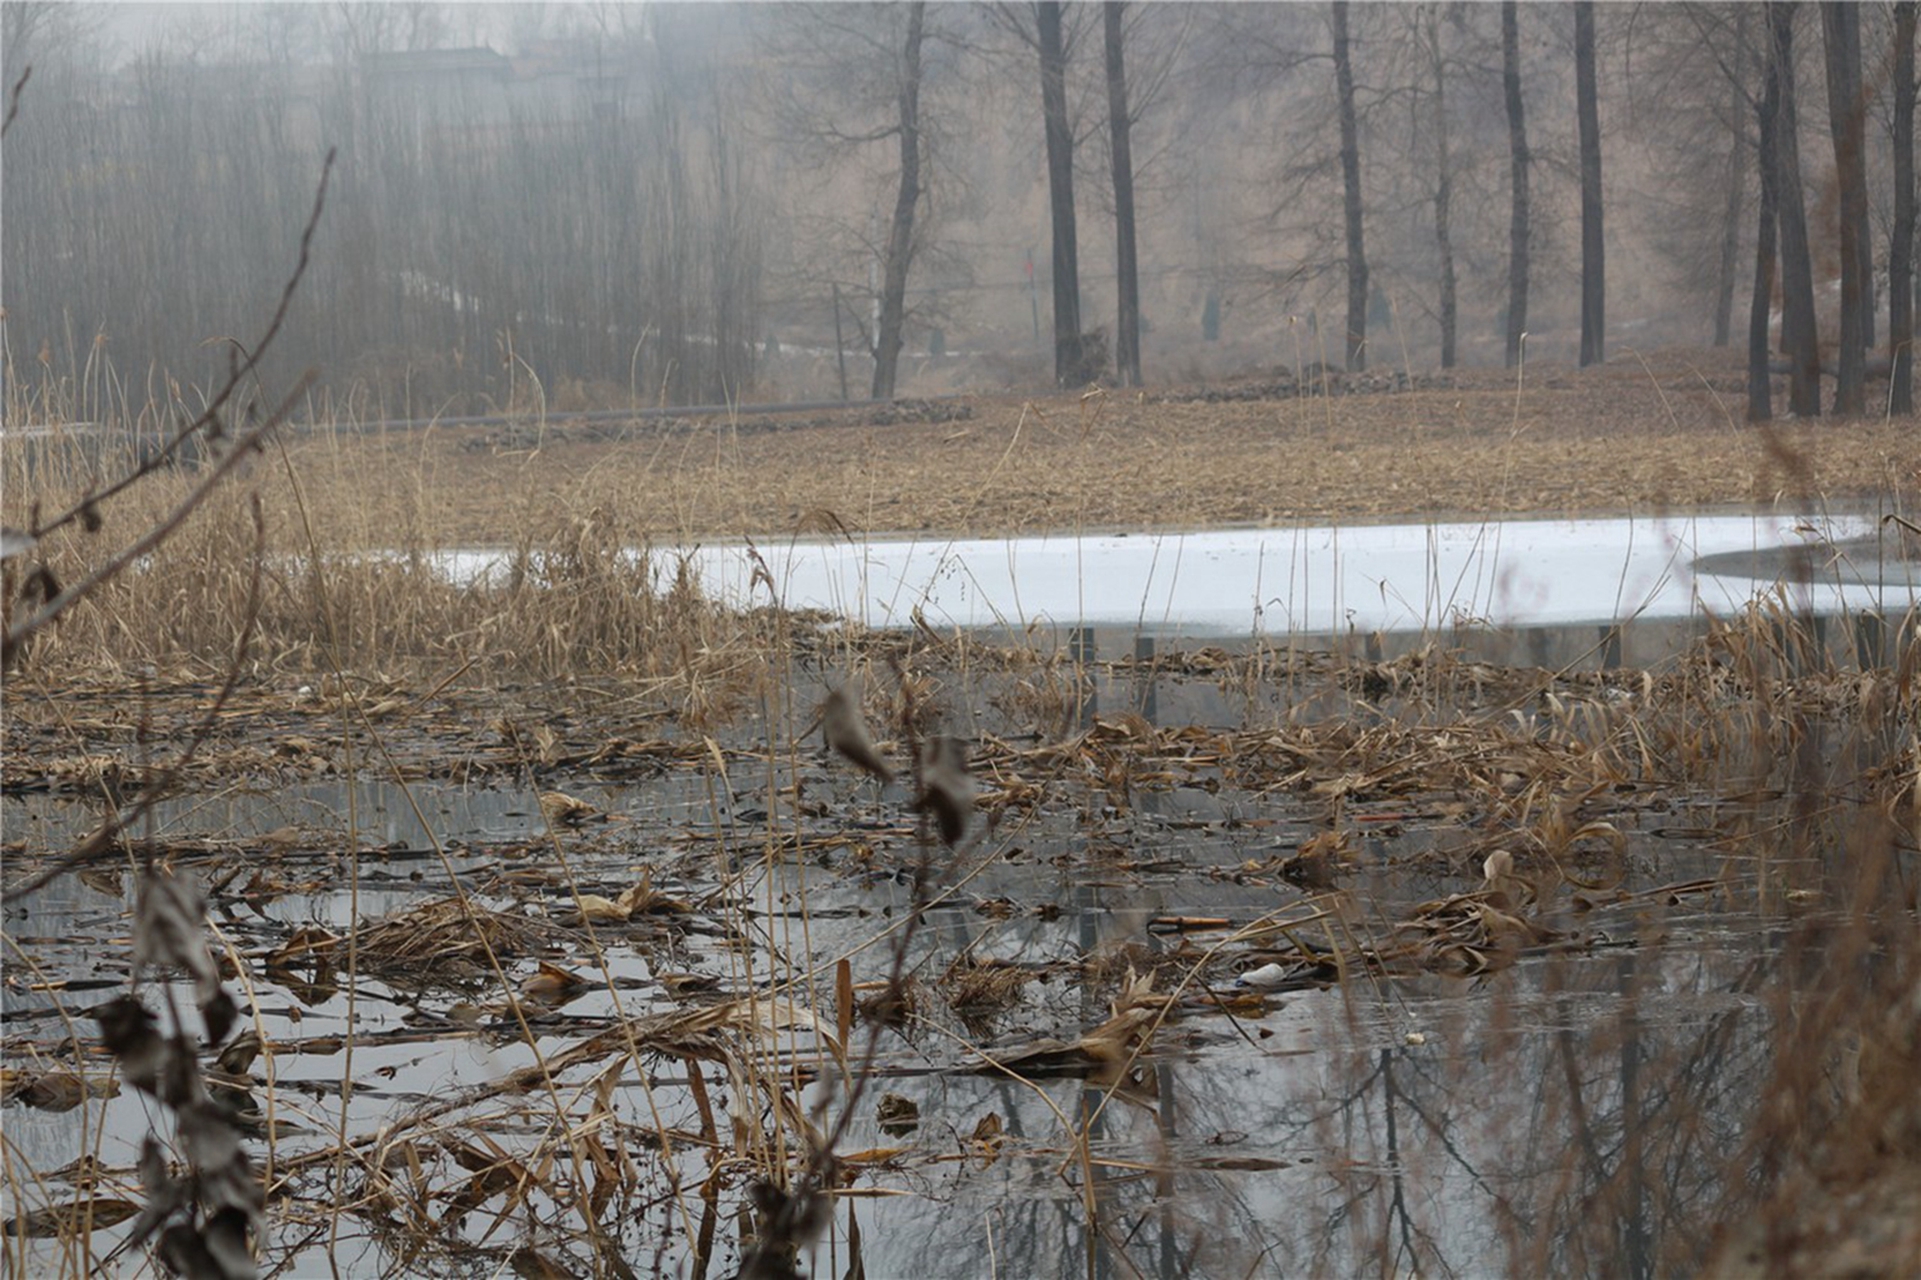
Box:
[291,350,1916,547]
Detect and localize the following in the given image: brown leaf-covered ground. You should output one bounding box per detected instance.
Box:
[290,348,1917,548]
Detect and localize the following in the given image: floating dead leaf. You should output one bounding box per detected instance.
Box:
[77,868,123,898]
[1190,1155,1294,1172]
[5,1198,141,1238]
[1147,915,1231,933]
[618,871,691,916]
[1078,969,1173,1068]
[10,1071,118,1112]
[267,925,340,968]
[217,1032,264,1076]
[969,1112,1006,1166]
[658,971,723,999]
[521,961,589,1004]
[840,1146,912,1170]
[836,958,855,1052]
[539,791,600,826]
[1205,988,1271,1015]
[572,893,630,923]
[876,1093,919,1135]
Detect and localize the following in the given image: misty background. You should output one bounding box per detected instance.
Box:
[0,2,1893,419]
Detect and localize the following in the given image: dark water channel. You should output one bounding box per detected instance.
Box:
[1,620,1899,1278]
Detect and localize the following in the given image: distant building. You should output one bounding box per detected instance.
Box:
[358,42,649,149]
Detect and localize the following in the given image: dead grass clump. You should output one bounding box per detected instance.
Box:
[5,429,782,705]
[353,898,545,978]
[940,956,1033,1015]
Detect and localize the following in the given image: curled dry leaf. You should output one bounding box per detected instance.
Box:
[538,791,600,826]
[914,735,973,847]
[133,870,236,1045]
[572,893,630,923]
[520,961,589,1004]
[618,870,691,916]
[5,1198,142,1238]
[822,683,893,784]
[8,1071,119,1112]
[969,1112,1007,1167]
[876,1092,920,1134]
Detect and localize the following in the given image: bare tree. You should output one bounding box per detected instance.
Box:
[1037,1,1087,386]
[330,1,448,62]
[1892,2,1916,415]
[1503,0,1530,368]
[755,3,956,401]
[1421,6,1457,368]
[1104,1,1142,387]
[1821,2,1869,415]
[1748,18,1782,422]
[1772,2,1822,417]
[1332,0,1368,371]
[874,3,929,400]
[1714,10,1751,347]
[1576,1,1605,367]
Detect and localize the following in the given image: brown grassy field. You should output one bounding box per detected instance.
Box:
[289,348,1917,549]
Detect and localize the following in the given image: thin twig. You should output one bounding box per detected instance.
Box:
[0,66,29,139]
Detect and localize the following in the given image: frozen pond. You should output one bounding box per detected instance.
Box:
[449,510,1918,639]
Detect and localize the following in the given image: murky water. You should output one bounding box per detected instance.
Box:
[11,498,1918,1274]
[9,637,1892,1278]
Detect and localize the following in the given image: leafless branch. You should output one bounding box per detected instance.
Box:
[0,65,28,138]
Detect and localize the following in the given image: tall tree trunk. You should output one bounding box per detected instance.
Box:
[1426,8,1455,368]
[1714,9,1749,348]
[1502,0,1530,368]
[1037,0,1084,387]
[1575,1,1605,367]
[1749,20,1781,420]
[1822,1,1867,415]
[1104,1,1141,387]
[871,1,925,401]
[1332,1,1367,372]
[1773,2,1822,416]
[1892,2,1916,415]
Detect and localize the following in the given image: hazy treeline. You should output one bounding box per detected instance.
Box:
[1,2,1914,416]
[4,4,760,419]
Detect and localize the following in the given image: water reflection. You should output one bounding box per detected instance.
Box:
[3,616,1907,1277]
[712,923,1777,1279]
